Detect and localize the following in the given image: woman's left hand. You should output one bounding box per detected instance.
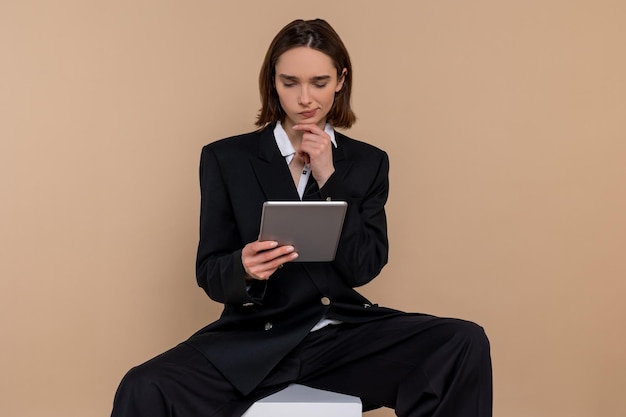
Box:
[293,123,335,188]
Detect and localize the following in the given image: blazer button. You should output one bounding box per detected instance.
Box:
[321,297,331,306]
[264,322,273,331]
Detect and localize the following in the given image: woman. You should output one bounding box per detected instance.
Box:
[112,19,492,417]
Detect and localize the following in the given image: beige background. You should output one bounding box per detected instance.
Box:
[1,1,625,416]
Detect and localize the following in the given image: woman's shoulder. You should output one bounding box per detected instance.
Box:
[334,130,388,160]
[203,127,266,153]
[200,126,277,166]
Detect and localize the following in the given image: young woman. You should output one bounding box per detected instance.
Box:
[112,19,492,417]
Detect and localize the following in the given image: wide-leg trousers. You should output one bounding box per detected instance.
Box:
[111,314,492,417]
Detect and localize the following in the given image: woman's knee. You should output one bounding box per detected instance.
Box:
[114,348,184,404]
[445,318,491,353]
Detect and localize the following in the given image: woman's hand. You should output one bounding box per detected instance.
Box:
[293,123,335,188]
[241,240,299,280]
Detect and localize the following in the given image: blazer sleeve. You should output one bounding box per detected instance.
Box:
[195,145,265,306]
[318,150,390,287]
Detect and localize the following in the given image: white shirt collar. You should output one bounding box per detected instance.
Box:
[273,121,337,159]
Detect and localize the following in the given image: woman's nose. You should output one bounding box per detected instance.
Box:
[298,86,312,105]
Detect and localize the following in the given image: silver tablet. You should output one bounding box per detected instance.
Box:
[258,201,348,262]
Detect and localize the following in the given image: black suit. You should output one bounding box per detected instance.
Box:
[186,123,402,395]
[111,124,492,417]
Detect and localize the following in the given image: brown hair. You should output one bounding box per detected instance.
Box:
[256,19,356,128]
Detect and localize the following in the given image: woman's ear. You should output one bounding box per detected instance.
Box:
[336,68,347,92]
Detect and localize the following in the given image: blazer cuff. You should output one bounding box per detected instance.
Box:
[224,250,266,306]
[318,172,351,201]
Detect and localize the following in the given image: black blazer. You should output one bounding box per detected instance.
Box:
[186,123,401,395]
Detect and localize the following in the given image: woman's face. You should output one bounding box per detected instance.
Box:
[274,47,345,130]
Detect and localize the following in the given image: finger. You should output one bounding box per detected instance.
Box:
[259,250,299,270]
[247,250,299,280]
[258,245,295,263]
[278,250,299,264]
[301,133,331,150]
[297,150,311,164]
[242,240,278,275]
[300,141,330,162]
[250,240,279,251]
[292,123,323,134]
[260,251,299,275]
[245,245,295,272]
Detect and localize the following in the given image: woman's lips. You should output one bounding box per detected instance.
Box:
[299,109,317,118]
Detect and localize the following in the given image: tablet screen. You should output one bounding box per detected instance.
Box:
[258,201,347,262]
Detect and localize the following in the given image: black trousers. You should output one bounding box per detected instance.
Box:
[111,315,492,417]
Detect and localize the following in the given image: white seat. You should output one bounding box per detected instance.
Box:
[242,384,362,417]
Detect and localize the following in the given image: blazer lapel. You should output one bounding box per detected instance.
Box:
[250,125,300,201]
[251,126,354,201]
[331,132,353,180]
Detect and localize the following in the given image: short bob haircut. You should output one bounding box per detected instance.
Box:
[256,19,356,129]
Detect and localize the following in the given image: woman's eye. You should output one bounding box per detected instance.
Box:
[282,83,295,88]
[314,83,328,88]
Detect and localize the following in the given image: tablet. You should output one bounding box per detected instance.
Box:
[258,201,348,262]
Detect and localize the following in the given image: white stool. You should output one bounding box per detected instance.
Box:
[242,384,362,417]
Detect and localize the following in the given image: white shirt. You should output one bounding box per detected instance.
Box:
[273,121,342,332]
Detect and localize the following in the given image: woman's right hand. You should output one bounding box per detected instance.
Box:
[241,240,299,280]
